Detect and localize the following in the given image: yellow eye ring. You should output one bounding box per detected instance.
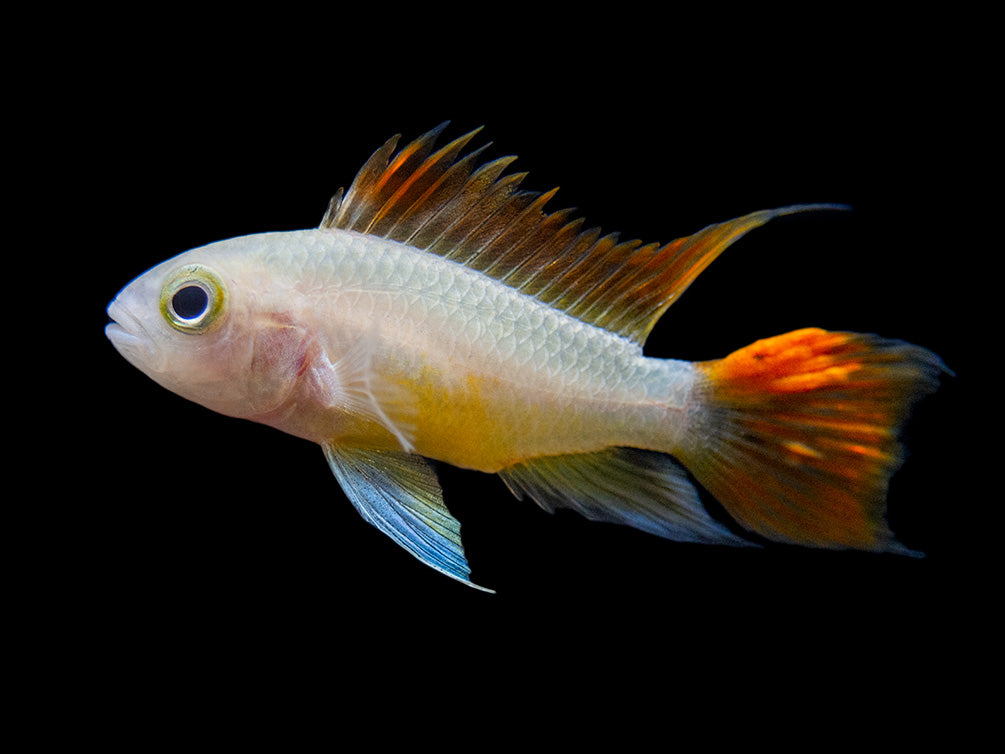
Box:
[160,264,228,333]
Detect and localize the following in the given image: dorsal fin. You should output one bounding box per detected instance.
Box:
[321,123,846,345]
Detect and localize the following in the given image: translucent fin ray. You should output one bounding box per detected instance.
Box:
[308,330,417,452]
[499,448,752,546]
[320,123,846,345]
[323,445,493,592]
[685,328,947,553]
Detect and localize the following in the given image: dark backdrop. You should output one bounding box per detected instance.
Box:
[43,14,981,735]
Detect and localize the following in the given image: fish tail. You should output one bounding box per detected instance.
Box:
[681,328,946,553]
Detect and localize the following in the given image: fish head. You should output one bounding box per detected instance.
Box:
[106,240,305,421]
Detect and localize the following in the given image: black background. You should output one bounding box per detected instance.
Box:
[38,10,986,740]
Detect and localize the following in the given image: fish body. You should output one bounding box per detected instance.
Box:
[112,228,690,468]
[107,124,946,590]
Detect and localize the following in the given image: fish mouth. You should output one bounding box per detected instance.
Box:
[106,298,161,370]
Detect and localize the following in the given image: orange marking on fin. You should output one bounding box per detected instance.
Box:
[324,123,847,345]
[708,328,864,391]
[686,328,945,553]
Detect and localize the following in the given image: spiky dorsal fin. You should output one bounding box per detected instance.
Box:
[321,123,843,345]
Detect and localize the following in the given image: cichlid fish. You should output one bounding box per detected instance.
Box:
[106,123,946,591]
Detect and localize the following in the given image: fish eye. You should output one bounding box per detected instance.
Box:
[160,264,227,333]
[172,285,209,319]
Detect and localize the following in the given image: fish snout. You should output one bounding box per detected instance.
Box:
[106,297,162,371]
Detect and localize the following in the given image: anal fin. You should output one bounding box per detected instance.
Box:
[499,447,752,547]
[323,444,493,592]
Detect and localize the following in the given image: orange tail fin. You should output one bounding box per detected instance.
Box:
[685,328,946,553]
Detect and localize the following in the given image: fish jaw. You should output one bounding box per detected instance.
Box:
[106,296,167,375]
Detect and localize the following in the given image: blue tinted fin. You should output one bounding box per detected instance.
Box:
[323,444,493,592]
[499,448,754,547]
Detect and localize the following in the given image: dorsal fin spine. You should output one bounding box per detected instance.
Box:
[363,123,450,233]
[555,234,634,312]
[369,127,485,238]
[467,187,559,272]
[400,151,511,248]
[536,232,624,310]
[319,187,344,229]
[407,157,515,250]
[589,243,666,334]
[324,125,844,345]
[430,172,528,263]
[392,142,493,241]
[336,134,400,231]
[507,220,596,294]
[486,201,577,281]
[462,185,538,265]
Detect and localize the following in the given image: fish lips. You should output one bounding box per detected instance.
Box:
[106,297,165,373]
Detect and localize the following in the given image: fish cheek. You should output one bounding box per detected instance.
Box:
[246,318,312,415]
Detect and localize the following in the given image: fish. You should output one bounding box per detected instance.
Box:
[106,122,946,592]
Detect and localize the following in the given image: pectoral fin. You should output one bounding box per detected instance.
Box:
[309,329,416,452]
[323,444,493,592]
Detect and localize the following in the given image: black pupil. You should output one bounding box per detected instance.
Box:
[173,285,209,319]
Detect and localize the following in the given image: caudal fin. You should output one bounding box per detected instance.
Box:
[682,328,946,553]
